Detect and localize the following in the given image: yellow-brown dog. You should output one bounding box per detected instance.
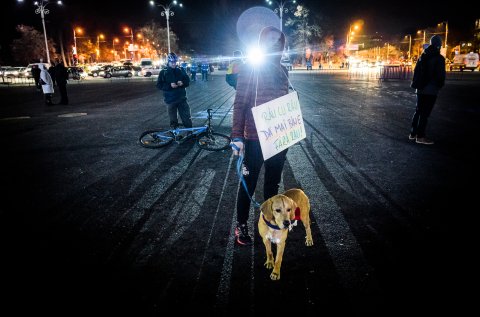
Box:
[258,188,313,280]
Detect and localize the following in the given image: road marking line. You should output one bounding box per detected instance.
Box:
[57,112,87,117]
[0,116,31,120]
[288,141,382,307]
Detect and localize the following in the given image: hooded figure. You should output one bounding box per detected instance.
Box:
[40,64,54,105]
[229,26,290,246]
[415,35,446,95]
[409,34,446,145]
[226,50,244,89]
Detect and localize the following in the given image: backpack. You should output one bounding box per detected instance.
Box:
[225,60,241,89]
[225,73,238,89]
[410,56,430,89]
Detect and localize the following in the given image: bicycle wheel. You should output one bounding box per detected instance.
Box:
[139,129,174,148]
[197,132,231,151]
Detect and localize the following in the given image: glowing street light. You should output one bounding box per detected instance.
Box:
[417,29,426,45]
[113,38,119,50]
[149,1,183,54]
[437,21,448,51]
[265,0,296,32]
[17,0,63,65]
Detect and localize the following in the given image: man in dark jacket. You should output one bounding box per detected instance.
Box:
[409,35,446,145]
[31,64,41,89]
[156,52,192,129]
[48,61,56,86]
[55,60,69,105]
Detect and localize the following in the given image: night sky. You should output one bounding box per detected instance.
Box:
[2,0,478,61]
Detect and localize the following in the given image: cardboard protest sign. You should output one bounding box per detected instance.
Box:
[251,91,305,160]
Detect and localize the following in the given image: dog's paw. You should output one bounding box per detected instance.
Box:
[264,260,274,269]
[270,272,281,280]
[305,238,314,246]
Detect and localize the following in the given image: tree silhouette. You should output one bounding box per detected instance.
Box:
[11,25,57,65]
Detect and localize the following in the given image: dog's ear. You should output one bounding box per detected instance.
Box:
[288,198,299,221]
[260,198,273,221]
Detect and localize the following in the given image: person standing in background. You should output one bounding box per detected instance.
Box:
[190,61,197,81]
[39,64,54,105]
[48,61,56,86]
[156,52,192,130]
[201,61,209,81]
[225,50,244,89]
[55,60,69,105]
[409,35,446,145]
[31,64,41,89]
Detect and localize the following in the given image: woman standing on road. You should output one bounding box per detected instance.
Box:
[39,64,54,105]
[230,26,290,246]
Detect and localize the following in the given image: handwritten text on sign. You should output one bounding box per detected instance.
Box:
[251,91,305,160]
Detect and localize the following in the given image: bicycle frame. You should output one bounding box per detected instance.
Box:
[169,125,207,138]
[169,108,215,139]
[139,108,231,151]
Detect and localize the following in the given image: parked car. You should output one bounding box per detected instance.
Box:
[132,65,142,76]
[89,65,113,77]
[2,67,25,78]
[103,65,133,78]
[24,62,50,78]
[67,66,88,80]
[281,57,293,71]
[141,66,162,77]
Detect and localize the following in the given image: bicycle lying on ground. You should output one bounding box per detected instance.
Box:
[139,109,231,151]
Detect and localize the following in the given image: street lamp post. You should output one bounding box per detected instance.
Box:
[73,29,77,55]
[18,0,63,65]
[96,34,105,62]
[265,0,296,32]
[417,29,426,56]
[405,34,412,60]
[73,27,83,65]
[124,27,135,60]
[346,23,360,55]
[437,21,448,52]
[445,21,448,51]
[112,38,119,61]
[149,1,183,54]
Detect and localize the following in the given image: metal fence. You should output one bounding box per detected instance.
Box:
[0,76,36,86]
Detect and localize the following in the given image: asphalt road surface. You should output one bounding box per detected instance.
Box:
[1,71,478,316]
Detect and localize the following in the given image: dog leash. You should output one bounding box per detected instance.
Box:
[230,144,262,209]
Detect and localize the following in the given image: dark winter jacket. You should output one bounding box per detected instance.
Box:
[231,62,289,141]
[416,45,446,95]
[156,66,190,104]
[231,26,289,141]
[55,63,68,85]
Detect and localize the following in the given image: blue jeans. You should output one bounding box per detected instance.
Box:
[166,100,192,128]
[236,140,288,224]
